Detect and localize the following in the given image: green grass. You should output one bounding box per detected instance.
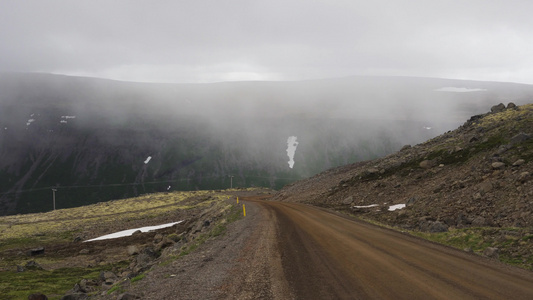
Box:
[107,285,126,295]
[412,227,533,270]
[130,273,145,283]
[0,263,125,300]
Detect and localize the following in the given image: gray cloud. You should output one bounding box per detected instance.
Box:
[1,0,533,83]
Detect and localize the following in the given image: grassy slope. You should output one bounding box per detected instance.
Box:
[0,189,248,300]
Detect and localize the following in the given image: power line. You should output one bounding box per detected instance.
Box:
[0,174,302,196]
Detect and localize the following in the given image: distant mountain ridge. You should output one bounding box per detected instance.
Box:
[1,73,533,215]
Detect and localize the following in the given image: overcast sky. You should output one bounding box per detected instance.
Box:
[1,0,532,84]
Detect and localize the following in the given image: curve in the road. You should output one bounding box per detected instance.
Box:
[249,199,533,300]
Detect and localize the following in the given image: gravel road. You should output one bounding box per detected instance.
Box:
[127,196,533,299]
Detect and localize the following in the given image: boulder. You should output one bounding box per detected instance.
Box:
[507,102,516,109]
[490,103,506,113]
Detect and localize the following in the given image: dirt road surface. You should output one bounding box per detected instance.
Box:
[248,198,533,300]
[127,196,533,299]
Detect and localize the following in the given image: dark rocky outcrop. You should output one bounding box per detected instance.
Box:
[28,293,48,300]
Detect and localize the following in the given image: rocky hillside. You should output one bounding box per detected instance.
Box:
[275,103,533,268]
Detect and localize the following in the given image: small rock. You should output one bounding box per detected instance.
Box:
[132,230,143,236]
[78,249,90,255]
[17,265,25,272]
[464,248,474,253]
[25,261,43,270]
[155,237,174,252]
[507,102,516,109]
[491,162,505,169]
[401,145,411,151]
[127,245,139,255]
[117,293,141,300]
[406,197,416,207]
[512,159,525,166]
[99,271,117,285]
[367,168,379,174]
[60,294,88,300]
[28,294,48,300]
[483,247,500,259]
[518,172,530,183]
[342,196,354,205]
[478,181,493,195]
[419,160,436,169]
[153,234,164,244]
[28,247,45,256]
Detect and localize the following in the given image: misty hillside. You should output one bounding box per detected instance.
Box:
[1,73,533,215]
[275,102,533,230]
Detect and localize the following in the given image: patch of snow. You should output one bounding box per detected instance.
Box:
[60,120,67,124]
[434,87,487,93]
[423,126,432,130]
[388,204,406,211]
[84,221,183,242]
[287,136,299,169]
[61,115,76,119]
[26,119,35,126]
[167,186,171,190]
[144,156,152,164]
[353,204,379,208]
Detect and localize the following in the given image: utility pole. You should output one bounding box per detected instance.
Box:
[52,189,57,210]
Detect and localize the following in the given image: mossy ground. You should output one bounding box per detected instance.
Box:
[0,262,127,300]
[0,189,258,299]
